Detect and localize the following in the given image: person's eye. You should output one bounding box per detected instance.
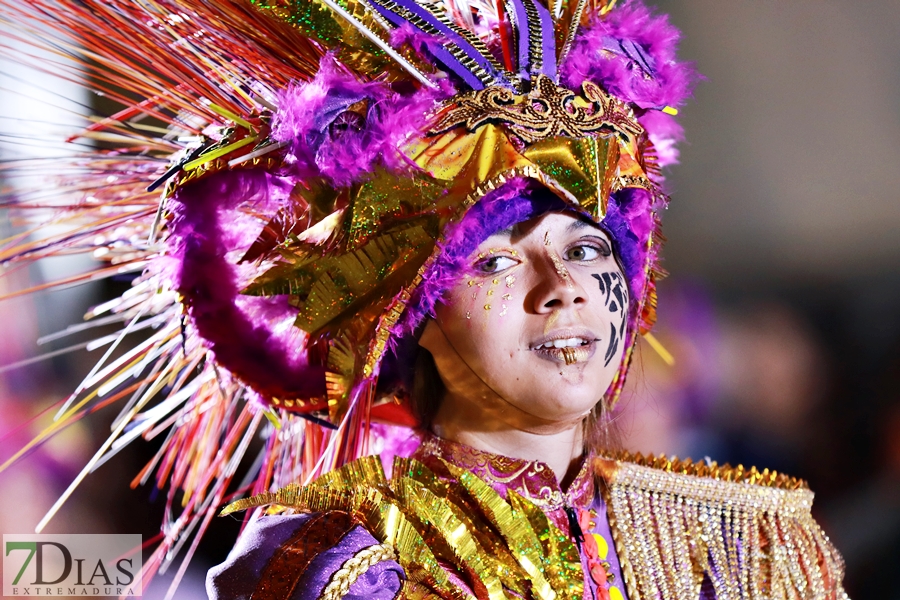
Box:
[474,255,519,274]
[565,241,610,262]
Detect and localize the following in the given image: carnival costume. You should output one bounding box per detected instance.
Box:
[0,0,846,598]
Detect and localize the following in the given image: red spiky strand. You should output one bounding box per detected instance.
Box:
[0,3,338,599]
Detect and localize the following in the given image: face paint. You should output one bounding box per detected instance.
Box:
[544,308,561,334]
[542,233,575,288]
[549,250,574,286]
[604,322,619,366]
[592,271,629,366]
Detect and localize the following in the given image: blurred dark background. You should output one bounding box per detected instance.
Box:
[2,1,899,598]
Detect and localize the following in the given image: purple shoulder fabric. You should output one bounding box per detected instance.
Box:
[206,513,404,600]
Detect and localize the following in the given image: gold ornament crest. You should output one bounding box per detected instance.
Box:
[429,74,644,144]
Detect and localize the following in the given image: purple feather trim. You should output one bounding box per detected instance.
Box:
[168,169,326,401]
[639,110,684,168]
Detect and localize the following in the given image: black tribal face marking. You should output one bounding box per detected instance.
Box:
[592,272,629,366]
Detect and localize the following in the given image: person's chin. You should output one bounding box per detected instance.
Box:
[518,396,594,421]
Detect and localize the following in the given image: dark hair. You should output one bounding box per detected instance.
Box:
[410,346,445,430]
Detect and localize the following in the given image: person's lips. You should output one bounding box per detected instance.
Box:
[529,329,600,364]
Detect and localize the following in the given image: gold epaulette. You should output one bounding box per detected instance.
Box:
[596,453,849,600]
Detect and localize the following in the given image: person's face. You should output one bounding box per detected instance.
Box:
[420,211,629,431]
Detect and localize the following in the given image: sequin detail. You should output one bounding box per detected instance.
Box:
[251,511,358,600]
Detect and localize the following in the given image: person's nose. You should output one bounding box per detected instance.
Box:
[530,252,588,314]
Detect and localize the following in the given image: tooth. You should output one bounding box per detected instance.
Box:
[553,339,566,348]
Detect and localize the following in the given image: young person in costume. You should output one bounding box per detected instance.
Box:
[0,0,846,598]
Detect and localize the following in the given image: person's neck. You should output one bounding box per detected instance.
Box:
[432,394,585,486]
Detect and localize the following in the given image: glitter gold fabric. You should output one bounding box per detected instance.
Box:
[223,454,585,600]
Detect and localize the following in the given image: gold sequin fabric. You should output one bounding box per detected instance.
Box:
[596,455,849,600]
[223,455,585,600]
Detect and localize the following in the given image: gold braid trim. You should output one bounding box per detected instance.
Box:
[318,542,398,600]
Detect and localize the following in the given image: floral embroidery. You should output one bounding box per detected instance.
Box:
[414,434,594,513]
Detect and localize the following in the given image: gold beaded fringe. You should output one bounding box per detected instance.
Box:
[596,456,849,600]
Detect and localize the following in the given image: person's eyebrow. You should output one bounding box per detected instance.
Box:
[566,218,603,234]
[489,226,515,237]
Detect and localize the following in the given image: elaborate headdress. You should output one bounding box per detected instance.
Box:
[1,0,695,592]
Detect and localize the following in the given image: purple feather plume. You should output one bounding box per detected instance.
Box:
[271,56,451,188]
[562,0,699,165]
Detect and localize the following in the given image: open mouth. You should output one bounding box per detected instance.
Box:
[530,337,597,365]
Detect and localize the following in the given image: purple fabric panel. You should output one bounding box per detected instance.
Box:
[206,514,404,600]
[343,555,405,599]
[298,524,404,599]
[589,495,628,600]
[206,514,315,600]
[533,0,557,78]
[507,0,531,78]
